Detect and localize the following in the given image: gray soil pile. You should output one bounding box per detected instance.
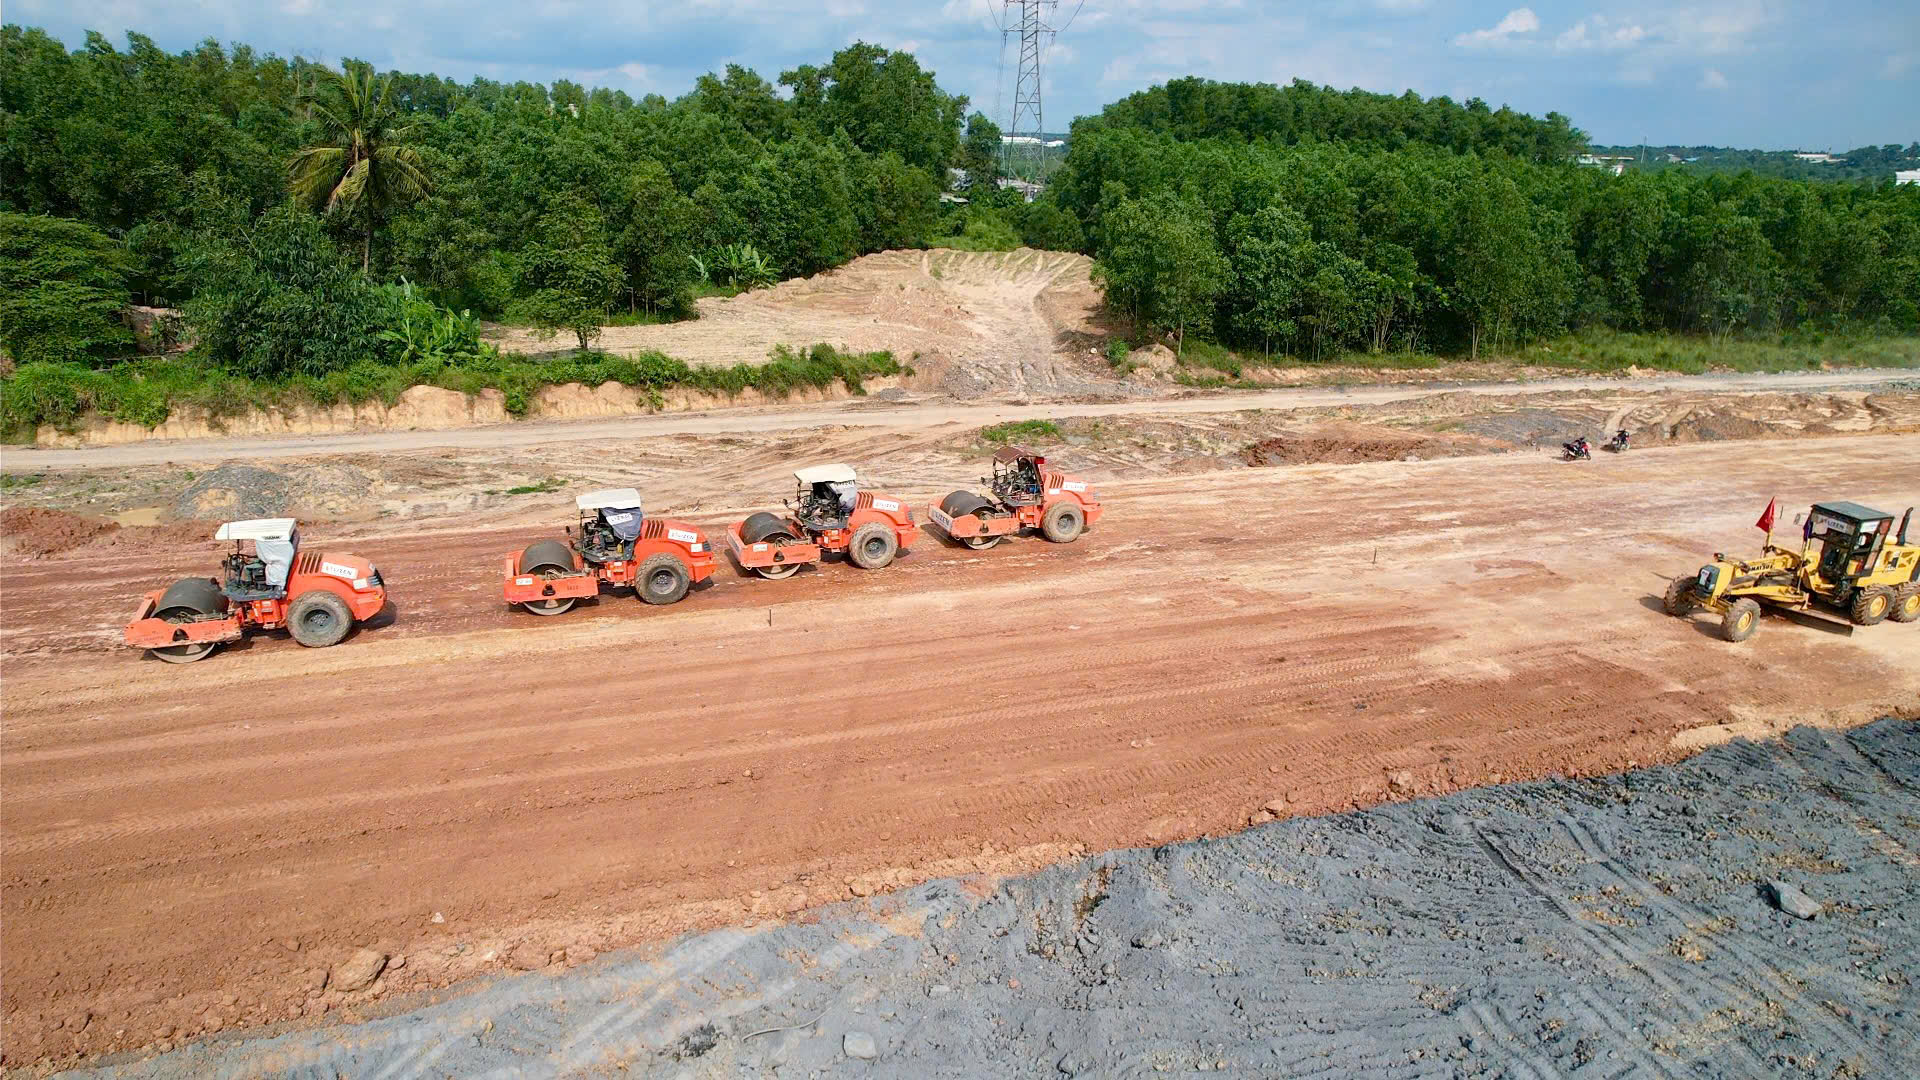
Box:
[72,720,1920,1078]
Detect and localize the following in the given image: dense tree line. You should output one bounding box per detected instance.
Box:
[1053,123,1920,358]
[1595,143,1920,183]
[1080,77,1586,164]
[3,25,1915,387]
[0,27,968,371]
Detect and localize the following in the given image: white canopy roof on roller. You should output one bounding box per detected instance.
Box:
[793,464,857,485]
[575,488,643,511]
[215,518,297,542]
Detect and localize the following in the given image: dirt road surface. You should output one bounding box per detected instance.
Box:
[4,368,1910,472]
[65,718,1920,1079]
[4,435,1918,1066]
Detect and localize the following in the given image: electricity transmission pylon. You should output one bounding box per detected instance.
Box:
[1000,0,1057,183]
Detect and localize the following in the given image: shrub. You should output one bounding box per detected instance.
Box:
[0,213,137,366]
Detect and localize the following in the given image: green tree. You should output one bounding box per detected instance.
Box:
[612,160,700,315]
[960,112,1003,187]
[781,43,966,174]
[181,206,395,377]
[1093,193,1229,354]
[288,63,432,272]
[513,196,623,350]
[1674,207,1779,339]
[0,213,136,365]
[1224,205,1310,354]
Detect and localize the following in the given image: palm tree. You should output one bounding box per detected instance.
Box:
[288,64,431,273]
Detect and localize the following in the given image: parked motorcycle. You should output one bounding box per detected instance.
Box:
[1561,437,1593,461]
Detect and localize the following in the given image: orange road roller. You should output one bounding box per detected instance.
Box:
[727,464,920,579]
[504,488,716,615]
[930,446,1103,549]
[123,518,389,663]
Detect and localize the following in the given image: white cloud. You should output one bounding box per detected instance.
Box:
[1555,17,1647,52]
[1699,67,1729,90]
[1453,8,1540,49]
[1883,52,1917,80]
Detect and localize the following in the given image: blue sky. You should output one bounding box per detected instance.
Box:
[10,1,1916,149]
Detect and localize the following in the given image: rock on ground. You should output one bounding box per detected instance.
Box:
[328,949,386,994]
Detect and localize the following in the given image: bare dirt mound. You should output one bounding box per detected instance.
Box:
[483,248,1114,398]
[0,507,120,558]
[1243,425,1482,466]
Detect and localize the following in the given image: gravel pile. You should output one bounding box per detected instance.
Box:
[172,465,371,520]
[79,718,1920,1079]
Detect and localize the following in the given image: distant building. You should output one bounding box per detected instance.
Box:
[997,178,1043,202]
[1576,154,1628,176]
[1793,151,1841,164]
[1001,135,1066,149]
[1897,169,1920,186]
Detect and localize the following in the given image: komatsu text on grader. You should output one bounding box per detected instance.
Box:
[727,465,919,578]
[1664,500,1920,642]
[123,518,389,663]
[504,488,716,615]
[930,446,1103,549]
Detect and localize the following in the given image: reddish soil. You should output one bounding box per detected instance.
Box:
[0,507,119,558]
[3,435,1918,1067]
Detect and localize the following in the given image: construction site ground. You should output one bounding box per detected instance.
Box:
[5,247,1920,1070]
[61,717,1920,1079]
[4,394,1919,1068]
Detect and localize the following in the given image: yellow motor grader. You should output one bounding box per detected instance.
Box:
[1664,501,1920,642]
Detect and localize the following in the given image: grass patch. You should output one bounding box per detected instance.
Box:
[927,208,1022,252]
[2,343,906,439]
[1,472,45,488]
[1506,330,1920,374]
[1105,339,1137,375]
[978,419,1062,444]
[1161,330,1920,378]
[503,477,565,495]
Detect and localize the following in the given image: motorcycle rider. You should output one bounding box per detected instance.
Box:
[1610,428,1630,451]
[1563,435,1592,460]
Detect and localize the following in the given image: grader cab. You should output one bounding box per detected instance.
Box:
[1665,501,1920,641]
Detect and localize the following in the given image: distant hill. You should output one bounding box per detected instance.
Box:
[1591,143,1920,182]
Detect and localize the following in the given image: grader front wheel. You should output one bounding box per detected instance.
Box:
[1721,598,1762,642]
[1662,576,1696,617]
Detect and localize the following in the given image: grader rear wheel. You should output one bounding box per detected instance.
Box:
[1892,584,1920,624]
[1850,586,1893,626]
[1721,598,1762,643]
[517,539,580,616]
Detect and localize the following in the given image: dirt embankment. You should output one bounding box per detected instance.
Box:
[31,377,909,450]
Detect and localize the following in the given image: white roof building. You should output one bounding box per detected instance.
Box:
[1896,169,1920,186]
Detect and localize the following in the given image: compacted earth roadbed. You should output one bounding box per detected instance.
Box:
[69,718,1920,1078]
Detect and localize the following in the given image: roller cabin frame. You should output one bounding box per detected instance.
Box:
[929,446,1103,549]
[505,489,716,616]
[123,518,388,663]
[727,465,920,579]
